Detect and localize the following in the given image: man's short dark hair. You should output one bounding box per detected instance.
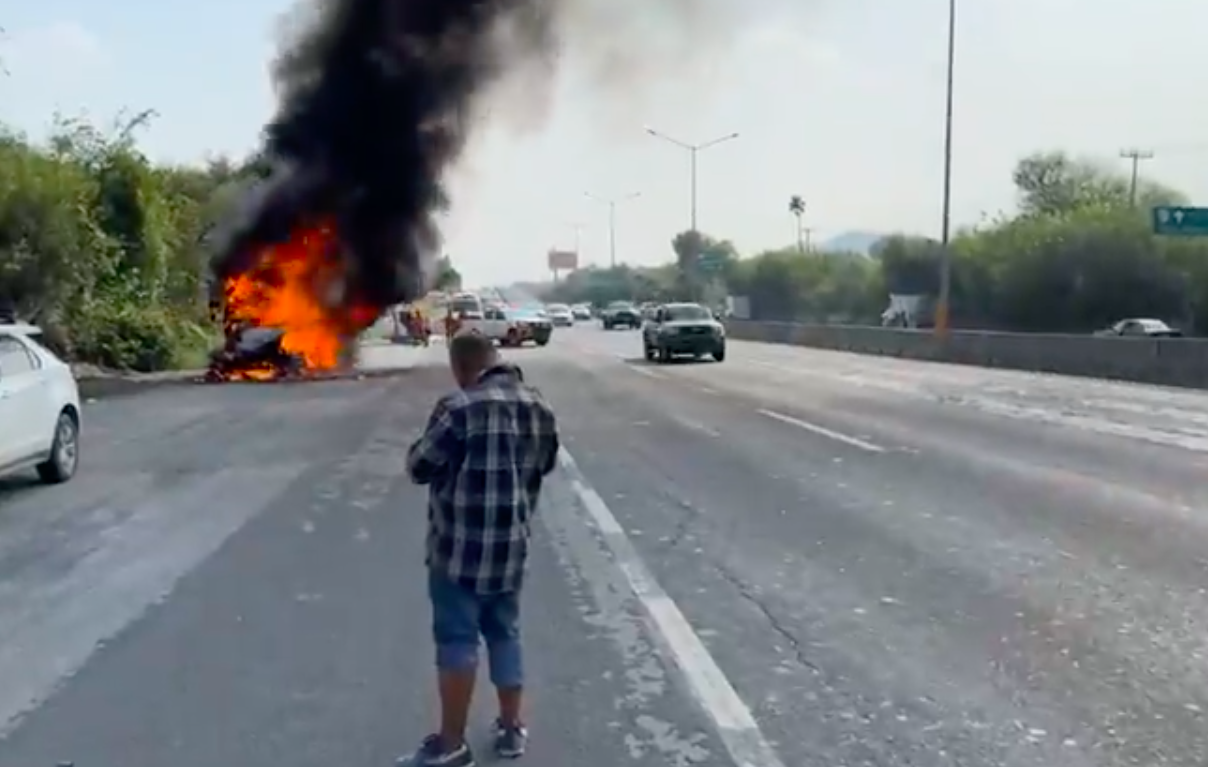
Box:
[449,330,497,369]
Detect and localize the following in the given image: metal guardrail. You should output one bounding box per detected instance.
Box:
[723,320,1208,389]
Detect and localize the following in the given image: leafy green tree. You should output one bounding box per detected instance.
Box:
[0,113,264,370]
[874,235,942,295]
[1012,151,1184,216]
[432,255,462,292]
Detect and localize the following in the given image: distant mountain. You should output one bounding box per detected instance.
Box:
[819,231,887,256]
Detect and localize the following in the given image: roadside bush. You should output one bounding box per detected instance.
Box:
[0,114,247,370]
[544,150,1208,333]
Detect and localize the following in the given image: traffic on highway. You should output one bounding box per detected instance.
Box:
[3,310,1208,767]
[5,0,1208,763]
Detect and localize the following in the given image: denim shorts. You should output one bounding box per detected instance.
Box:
[428,568,524,688]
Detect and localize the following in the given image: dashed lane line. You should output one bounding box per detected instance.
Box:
[758,408,885,453]
[558,448,788,767]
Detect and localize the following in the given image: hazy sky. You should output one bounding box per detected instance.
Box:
[3,0,1207,286]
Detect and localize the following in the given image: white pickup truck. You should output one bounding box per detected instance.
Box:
[460,306,551,347]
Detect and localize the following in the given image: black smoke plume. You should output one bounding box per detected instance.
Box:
[210,0,552,311]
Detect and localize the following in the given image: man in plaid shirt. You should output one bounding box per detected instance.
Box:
[400,331,559,767]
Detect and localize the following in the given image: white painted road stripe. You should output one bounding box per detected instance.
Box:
[670,414,721,437]
[758,408,885,453]
[627,365,664,379]
[558,448,787,767]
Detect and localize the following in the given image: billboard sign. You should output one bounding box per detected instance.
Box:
[547,249,578,271]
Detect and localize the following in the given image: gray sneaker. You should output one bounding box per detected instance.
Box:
[493,719,528,759]
[396,734,475,767]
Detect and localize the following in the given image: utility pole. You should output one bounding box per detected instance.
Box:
[585,192,640,268]
[1119,148,1154,206]
[935,0,957,336]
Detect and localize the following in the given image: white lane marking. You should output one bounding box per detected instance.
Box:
[558,449,786,767]
[695,385,719,395]
[671,414,720,437]
[627,365,665,379]
[758,408,885,453]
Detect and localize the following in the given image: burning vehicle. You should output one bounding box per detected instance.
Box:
[207,325,302,382]
[201,0,564,382]
[205,211,372,381]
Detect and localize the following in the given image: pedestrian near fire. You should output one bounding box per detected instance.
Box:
[401,331,560,767]
[443,306,460,340]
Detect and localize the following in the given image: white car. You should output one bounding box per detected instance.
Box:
[0,323,81,484]
[545,304,574,327]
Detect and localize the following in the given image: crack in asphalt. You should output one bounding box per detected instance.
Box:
[713,562,822,674]
[660,496,700,554]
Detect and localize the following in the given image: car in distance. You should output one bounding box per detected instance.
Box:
[643,302,725,362]
[545,303,575,327]
[571,303,592,321]
[449,292,485,320]
[505,307,552,346]
[1094,318,1182,337]
[0,322,82,483]
[601,301,641,330]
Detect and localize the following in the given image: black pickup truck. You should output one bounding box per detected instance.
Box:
[601,301,641,330]
[642,302,726,362]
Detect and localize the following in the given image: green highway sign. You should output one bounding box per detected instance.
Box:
[698,251,725,272]
[1153,206,1208,236]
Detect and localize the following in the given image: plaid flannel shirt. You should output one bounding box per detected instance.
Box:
[407,363,560,594]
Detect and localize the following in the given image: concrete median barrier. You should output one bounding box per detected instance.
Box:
[724,320,1208,389]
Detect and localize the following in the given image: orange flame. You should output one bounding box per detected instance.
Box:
[221,220,380,375]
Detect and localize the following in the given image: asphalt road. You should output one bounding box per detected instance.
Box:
[3,326,1208,766]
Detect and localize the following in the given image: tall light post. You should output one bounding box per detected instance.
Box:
[645,127,739,234]
[584,192,640,268]
[935,0,956,336]
[565,221,585,254]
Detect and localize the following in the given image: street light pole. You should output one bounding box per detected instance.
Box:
[935,0,956,336]
[608,202,616,267]
[585,192,640,268]
[690,147,697,233]
[645,128,739,235]
[565,221,584,255]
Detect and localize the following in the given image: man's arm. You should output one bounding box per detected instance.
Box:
[407,398,463,485]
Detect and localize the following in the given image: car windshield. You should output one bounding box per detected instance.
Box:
[664,305,711,321]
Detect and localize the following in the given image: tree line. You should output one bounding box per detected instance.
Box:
[543,151,1208,335]
[0,114,462,371]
